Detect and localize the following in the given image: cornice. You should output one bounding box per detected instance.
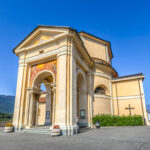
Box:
[113,95,144,100]
[93,72,112,80]
[95,62,117,75]
[112,75,144,82]
[13,25,70,53]
[94,94,111,99]
[15,32,69,55]
[19,45,67,64]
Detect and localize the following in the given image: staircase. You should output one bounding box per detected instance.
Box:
[19,126,91,135]
[21,126,51,134]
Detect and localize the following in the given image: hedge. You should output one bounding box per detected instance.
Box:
[92,114,143,126]
[0,113,13,122]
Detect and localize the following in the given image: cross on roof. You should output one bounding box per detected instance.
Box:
[125,104,135,116]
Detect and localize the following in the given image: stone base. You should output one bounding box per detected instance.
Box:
[14,127,23,132]
[13,124,24,132]
[59,125,79,135]
[14,125,80,135]
[79,123,88,127]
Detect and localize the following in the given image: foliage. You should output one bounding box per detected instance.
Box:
[0,113,13,122]
[92,114,143,126]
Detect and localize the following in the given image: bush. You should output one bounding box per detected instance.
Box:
[92,114,143,126]
[0,113,13,122]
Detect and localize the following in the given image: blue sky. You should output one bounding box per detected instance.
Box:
[0,0,150,104]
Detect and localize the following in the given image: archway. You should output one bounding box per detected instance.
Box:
[76,71,88,127]
[28,70,55,127]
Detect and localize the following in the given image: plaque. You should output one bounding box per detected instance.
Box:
[46,111,50,119]
[80,110,85,119]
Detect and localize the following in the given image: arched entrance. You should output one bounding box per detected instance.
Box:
[76,71,88,127]
[26,70,56,128]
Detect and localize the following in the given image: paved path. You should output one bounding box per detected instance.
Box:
[0,126,150,150]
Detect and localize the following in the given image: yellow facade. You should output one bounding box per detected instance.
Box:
[12,25,149,135]
[80,37,107,61]
[93,97,111,115]
[112,78,146,118]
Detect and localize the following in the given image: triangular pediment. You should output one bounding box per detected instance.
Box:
[13,26,69,54]
[22,31,62,47]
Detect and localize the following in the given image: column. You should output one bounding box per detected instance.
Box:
[28,92,34,128]
[51,83,56,126]
[13,62,26,129]
[24,89,31,127]
[35,94,40,126]
[109,80,114,115]
[87,70,94,127]
[55,51,67,125]
[18,63,28,130]
[69,54,77,126]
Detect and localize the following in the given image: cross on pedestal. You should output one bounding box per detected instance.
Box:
[125,104,135,116]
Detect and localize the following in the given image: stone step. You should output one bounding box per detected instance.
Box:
[23,128,50,130]
[22,131,51,134]
[79,127,91,133]
[19,127,91,134]
[20,127,51,134]
[21,130,51,134]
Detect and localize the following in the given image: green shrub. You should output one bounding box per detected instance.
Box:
[0,113,13,122]
[92,114,143,126]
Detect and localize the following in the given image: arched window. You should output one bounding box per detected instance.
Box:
[94,86,106,95]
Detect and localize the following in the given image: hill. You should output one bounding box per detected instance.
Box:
[0,95,15,114]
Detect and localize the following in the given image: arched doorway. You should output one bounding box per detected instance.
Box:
[76,71,88,127]
[27,70,56,128]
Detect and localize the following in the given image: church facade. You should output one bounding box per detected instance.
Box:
[13,25,149,135]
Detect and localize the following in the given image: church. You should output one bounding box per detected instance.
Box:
[13,25,149,135]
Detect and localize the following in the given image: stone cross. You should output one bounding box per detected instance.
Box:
[125,104,135,116]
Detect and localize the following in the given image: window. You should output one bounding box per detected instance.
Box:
[94,86,105,95]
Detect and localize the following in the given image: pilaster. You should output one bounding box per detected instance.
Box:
[55,50,67,125]
[68,47,77,126]
[139,79,149,125]
[13,60,27,130]
[87,70,94,127]
[28,91,34,128]
[51,83,56,126]
[109,79,114,115]
[18,63,28,130]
